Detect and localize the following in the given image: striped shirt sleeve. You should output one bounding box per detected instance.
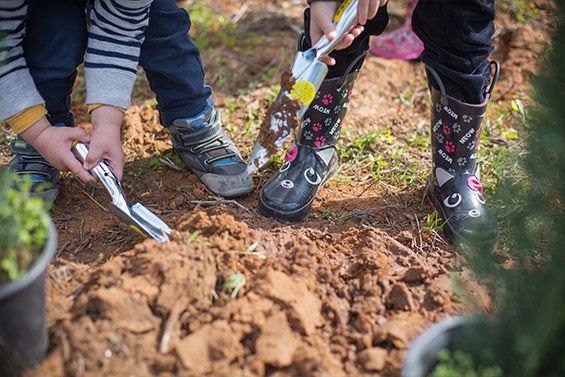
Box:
[0,0,45,121]
[84,0,153,110]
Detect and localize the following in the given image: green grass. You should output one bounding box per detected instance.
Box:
[500,0,540,24]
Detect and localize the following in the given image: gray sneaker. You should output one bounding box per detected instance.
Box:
[168,104,253,197]
[7,136,60,206]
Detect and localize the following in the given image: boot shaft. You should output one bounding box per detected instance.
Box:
[430,88,488,175]
[428,61,499,175]
[298,71,358,148]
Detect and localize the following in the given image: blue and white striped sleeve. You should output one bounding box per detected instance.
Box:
[85,0,153,110]
[0,0,45,121]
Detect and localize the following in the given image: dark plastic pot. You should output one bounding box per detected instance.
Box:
[401,316,476,377]
[0,220,57,377]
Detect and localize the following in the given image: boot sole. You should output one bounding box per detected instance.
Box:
[426,185,497,248]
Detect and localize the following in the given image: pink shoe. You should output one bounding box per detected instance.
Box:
[370,22,424,60]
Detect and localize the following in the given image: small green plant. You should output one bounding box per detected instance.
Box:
[223,272,246,300]
[234,242,267,260]
[0,173,49,282]
[185,231,199,245]
[422,211,444,233]
[429,350,503,377]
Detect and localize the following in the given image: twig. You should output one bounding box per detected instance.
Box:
[188,197,255,215]
[159,157,183,172]
[159,303,181,354]
[230,0,250,24]
[66,284,86,301]
[79,189,108,212]
[57,240,71,257]
[73,235,93,255]
[48,270,65,291]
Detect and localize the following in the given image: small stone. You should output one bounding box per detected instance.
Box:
[387,283,416,311]
[358,347,387,372]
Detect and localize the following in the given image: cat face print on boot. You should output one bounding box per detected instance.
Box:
[258,71,359,222]
[427,62,500,249]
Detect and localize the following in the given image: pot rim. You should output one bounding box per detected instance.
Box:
[0,217,57,300]
[402,315,477,377]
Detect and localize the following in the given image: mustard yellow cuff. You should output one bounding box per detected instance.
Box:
[88,103,126,114]
[7,104,48,134]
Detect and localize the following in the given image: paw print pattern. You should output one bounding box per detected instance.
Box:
[457,157,467,166]
[435,103,442,113]
[448,168,456,174]
[312,122,322,132]
[442,124,451,135]
[444,141,455,153]
[302,130,313,140]
[467,141,476,151]
[462,114,473,124]
[314,136,326,148]
[322,93,334,105]
[452,123,461,133]
[436,134,445,144]
[324,117,333,127]
[333,105,341,115]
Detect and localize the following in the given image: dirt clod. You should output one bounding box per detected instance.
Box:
[358,347,387,372]
[256,312,300,367]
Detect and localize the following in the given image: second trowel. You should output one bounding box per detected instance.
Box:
[72,142,172,243]
[247,0,359,174]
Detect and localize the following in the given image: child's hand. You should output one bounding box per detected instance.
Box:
[84,106,125,181]
[310,0,382,65]
[20,117,96,184]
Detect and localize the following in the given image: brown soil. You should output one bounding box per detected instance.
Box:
[34,211,460,377]
[253,69,302,168]
[0,1,553,376]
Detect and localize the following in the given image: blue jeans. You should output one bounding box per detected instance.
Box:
[303,0,495,104]
[23,0,211,128]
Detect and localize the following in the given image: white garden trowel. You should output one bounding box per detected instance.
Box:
[246,0,359,174]
[72,142,172,243]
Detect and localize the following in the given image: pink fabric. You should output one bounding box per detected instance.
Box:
[370,0,424,61]
[285,145,298,162]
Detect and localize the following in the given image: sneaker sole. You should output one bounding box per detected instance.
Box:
[200,172,254,198]
[31,187,59,209]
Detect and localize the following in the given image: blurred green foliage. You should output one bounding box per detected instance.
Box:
[0,172,49,282]
[450,0,565,375]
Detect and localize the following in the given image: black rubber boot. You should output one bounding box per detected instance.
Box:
[258,71,358,222]
[427,62,500,248]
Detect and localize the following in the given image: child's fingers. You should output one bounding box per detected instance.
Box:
[66,153,96,184]
[83,145,102,171]
[66,127,90,144]
[358,0,369,25]
[368,0,380,21]
[338,34,355,50]
[317,15,337,41]
[350,25,364,38]
[323,56,336,66]
[108,153,125,181]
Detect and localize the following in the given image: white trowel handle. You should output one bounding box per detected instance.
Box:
[72,142,130,213]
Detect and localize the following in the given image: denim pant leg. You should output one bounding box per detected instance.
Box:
[23,0,88,127]
[412,0,496,104]
[140,0,211,128]
[302,5,389,78]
